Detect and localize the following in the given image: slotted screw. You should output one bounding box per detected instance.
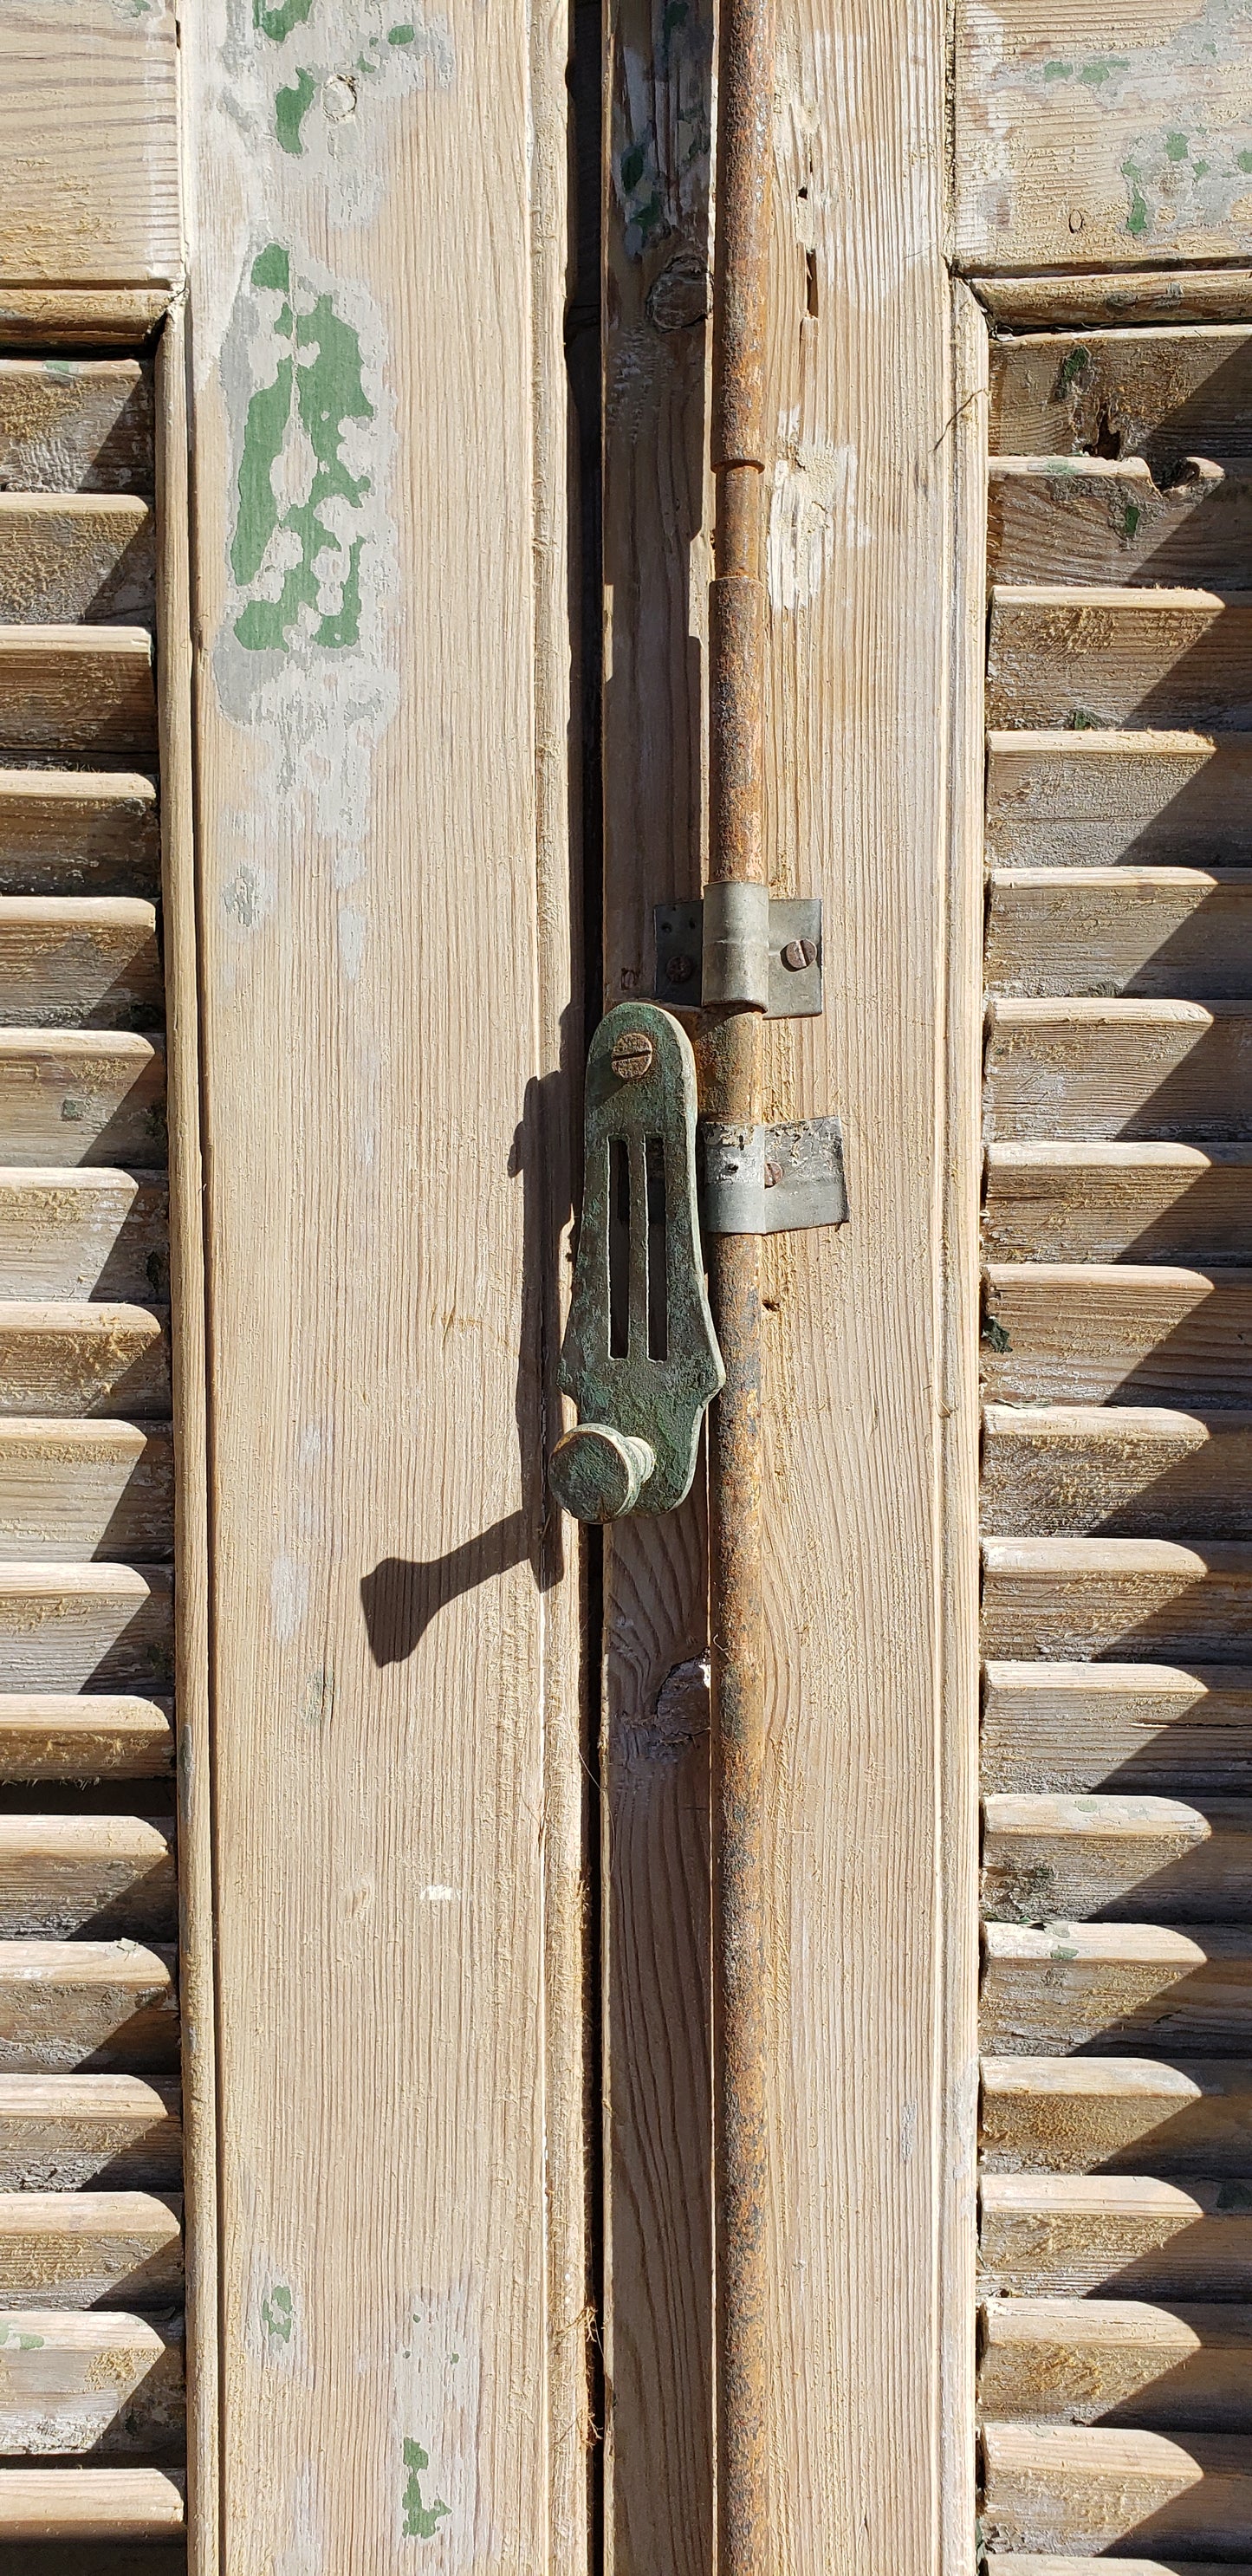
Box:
[781,938,817,971]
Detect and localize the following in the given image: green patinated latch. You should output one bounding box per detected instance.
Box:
[549,1003,724,1523]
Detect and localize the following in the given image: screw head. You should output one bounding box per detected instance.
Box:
[781,937,818,971]
[611,1028,655,1082]
[666,952,696,986]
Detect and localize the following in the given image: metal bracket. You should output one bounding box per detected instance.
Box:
[654,897,823,1016]
[700,1117,848,1235]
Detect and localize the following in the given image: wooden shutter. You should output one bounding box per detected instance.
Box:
[977,324,1252,2565]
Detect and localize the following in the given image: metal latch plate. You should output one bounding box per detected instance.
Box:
[700,1117,848,1235]
[654,898,822,1015]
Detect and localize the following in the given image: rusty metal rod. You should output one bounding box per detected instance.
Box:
[703,0,776,2549]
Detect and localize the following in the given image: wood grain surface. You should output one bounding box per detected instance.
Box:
[184,3,584,2564]
[0,2,180,289]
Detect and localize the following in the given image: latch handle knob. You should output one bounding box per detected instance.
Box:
[548,1424,657,1523]
[552,1002,724,1522]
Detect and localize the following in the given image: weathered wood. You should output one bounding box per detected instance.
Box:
[980,2175,1252,2298]
[982,269,1252,329]
[982,2054,1252,2173]
[984,2561,1252,2576]
[983,1406,1252,1540]
[0,2077,179,2191]
[984,1000,1252,1142]
[982,2424,1252,2560]
[0,1424,173,1562]
[0,632,154,762]
[983,1663,1252,1794]
[983,1789,1252,1924]
[0,1941,177,2074]
[0,0,179,288]
[0,292,168,350]
[0,1815,175,1941]
[0,774,159,900]
[0,1565,172,1695]
[985,868,1252,1000]
[0,2468,184,2538]
[0,1038,165,1170]
[983,1920,1252,2058]
[980,2295,1252,2429]
[983,1142,1252,1265]
[0,366,153,499]
[0,2193,182,2309]
[0,1307,169,1421]
[983,1266,1252,1405]
[983,1536,1252,1661]
[185,0,586,2558]
[0,501,155,629]
[0,1173,167,1301]
[0,2308,184,2457]
[989,332,1252,468]
[987,586,1252,733]
[989,460,1252,595]
[986,730,1252,869]
[0,902,161,1032]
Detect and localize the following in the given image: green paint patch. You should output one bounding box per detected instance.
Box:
[231,248,374,654]
[1042,58,1072,79]
[1194,159,1211,178]
[1164,131,1189,162]
[388,20,416,39]
[0,2324,44,2349]
[1239,150,1252,174]
[402,2439,451,2540]
[276,67,316,153]
[1079,55,1128,86]
[254,0,315,36]
[42,358,74,380]
[1121,499,1140,540]
[982,1314,1010,1354]
[1056,346,1090,397]
[1121,161,1149,236]
[262,2282,294,2343]
[1069,708,1102,730]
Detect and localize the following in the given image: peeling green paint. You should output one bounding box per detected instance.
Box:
[1069,708,1103,730]
[1164,132,1189,163]
[1079,55,1128,86]
[254,0,315,36]
[230,248,374,653]
[1056,347,1090,398]
[0,2324,44,2350]
[1121,500,1140,541]
[982,1314,1010,1354]
[388,19,416,39]
[1239,150,1252,174]
[401,2438,451,2540]
[276,66,317,152]
[262,2282,294,2343]
[1042,58,1072,80]
[1122,161,1149,236]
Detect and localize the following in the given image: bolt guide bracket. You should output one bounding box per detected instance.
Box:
[549,1002,847,1525]
[654,892,823,1015]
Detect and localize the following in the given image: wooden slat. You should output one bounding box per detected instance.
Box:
[982,1537,1252,1662]
[986,730,1252,869]
[987,586,1252,734]
[981,2296,1252,2430]
[984,1000,1252,1142]
[0,632,154,761]
[0,365,152,498]
[0,289,168,350]
[983,1407,1252,1540]
[982,2424,1252,2559]
[0,1039,165,1170]
[983,1143,1252,1265]
[0,1565,172,1695]
[983,1267,1252,1405]
[0,1814,175,1940]
[989,333,1252,467]
[0,0,179,289]
[983,1664,1252,1795]
[988,460,1252,594]
[985,2562,1252,2576]
[0,2308,184,2456]
[983,1921,1252,2059]
[980,2176,1252,2298]
[0,2077,179,2190]
[0,1307,169,1420]
[0,1173,167,1301]
[0,902,161,1032]
[0,2468,184,2539]
[982,2055,1252,2174]
[0,774,159,899]
[0,1424,173,1562]
[0,2192,181,2309]
[0,1942,176,2075]
[983,1791,1252,1925]
[985,868,1252,1001]
[0,500,154,628]
[982,272,1252,330]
